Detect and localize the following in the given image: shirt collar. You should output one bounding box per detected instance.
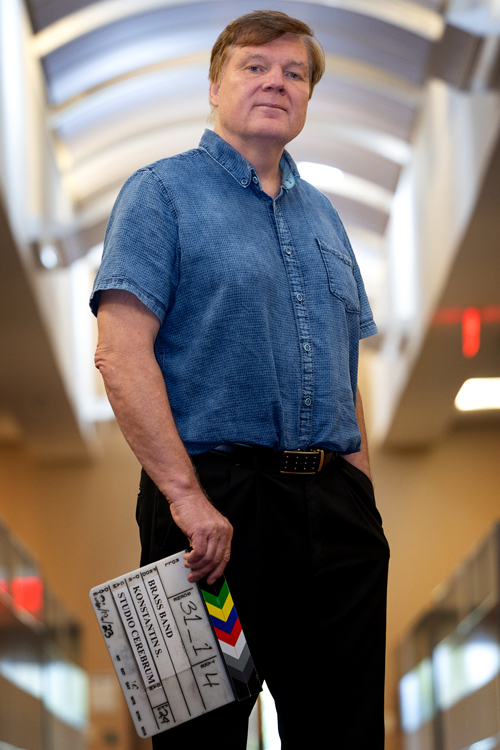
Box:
[199,129,299,191]
[279,151,297,190]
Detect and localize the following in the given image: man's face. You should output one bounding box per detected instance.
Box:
[209,33,310,149]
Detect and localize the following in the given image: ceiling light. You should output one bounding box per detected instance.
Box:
[455,378,500,411]
[298,161,344,189]
[297,161,393,213]
[39,244,59,269]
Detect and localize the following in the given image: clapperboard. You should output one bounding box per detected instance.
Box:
[90,550,261,738]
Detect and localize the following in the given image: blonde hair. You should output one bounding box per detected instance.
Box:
[208,10,325,122]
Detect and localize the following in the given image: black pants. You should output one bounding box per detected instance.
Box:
[136,452,390,749]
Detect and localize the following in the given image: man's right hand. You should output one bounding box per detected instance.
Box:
[168,492,233,585]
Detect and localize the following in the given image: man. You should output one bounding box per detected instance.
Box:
[91,10,389,749]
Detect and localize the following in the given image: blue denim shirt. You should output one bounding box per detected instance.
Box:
[91,129,377,455]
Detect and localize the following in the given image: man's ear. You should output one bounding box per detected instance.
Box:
[209,80,220,107]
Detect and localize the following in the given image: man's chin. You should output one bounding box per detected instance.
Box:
[248,120,295,142]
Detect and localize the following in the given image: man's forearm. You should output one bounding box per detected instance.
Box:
[96,336,200,503]
[342,387,372,480]
[95,289,233,584]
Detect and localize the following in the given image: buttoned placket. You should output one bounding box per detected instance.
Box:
[270,190,314,449]
[223,149,315,449]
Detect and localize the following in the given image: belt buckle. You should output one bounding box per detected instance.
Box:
[280,449,324,474]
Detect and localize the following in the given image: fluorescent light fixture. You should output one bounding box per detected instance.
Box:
[433,640,500,711]
[455,378,500,411]
[399,671,420,732]
[399,659,434,733]
[0,740,29,750]
[44,661,89,729]
[469,738,497,750]
[0,659,88,729]
[464,642,500,691]
[0,660,42,699]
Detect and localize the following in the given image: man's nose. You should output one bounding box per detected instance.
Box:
[262,66,285,90]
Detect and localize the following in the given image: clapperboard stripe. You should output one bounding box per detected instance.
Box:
[203,584,234,621]
[200,579,260,700]
[218,630,247,661]
[214,617,242,646]
[210,605,239,632]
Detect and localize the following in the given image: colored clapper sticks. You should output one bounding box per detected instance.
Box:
[200,577,261,700]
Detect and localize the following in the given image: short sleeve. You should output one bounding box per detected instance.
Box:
[90,167,178,322]
[353,260,378,339]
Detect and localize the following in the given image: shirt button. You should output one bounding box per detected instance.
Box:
[296,293,303,302]
[304,343,311,352]
[252,176,259,184]
[241,178,248,185]
[285,247,291,255]
[305,397,312,406]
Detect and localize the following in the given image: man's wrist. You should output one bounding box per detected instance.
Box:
[161,477,209,506]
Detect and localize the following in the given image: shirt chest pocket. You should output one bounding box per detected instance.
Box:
[317,239,360,313]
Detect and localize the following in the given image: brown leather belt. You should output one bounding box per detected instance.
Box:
[208,444,337,474]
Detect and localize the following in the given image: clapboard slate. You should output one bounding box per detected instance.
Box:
[90,550,261,738]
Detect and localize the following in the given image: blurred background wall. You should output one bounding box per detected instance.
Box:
[0,1,500,749]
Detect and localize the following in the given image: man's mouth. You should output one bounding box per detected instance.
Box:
[256,103,286,111]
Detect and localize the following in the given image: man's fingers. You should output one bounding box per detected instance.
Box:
[187,552,230,584]
[187,530,231,572]
[206,553,231,585]
[170,494,233,583]
[206,534,232,583]
[185,534,217,569]
[185,529,232,583]
[185,535,210,566]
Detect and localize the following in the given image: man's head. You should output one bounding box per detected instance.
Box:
[209,10,325,99]
[208,11,325,150]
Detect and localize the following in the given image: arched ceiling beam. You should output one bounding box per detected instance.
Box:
[291,133,402,190]
[310,90,415,141]
[302,119,412,164]
[297,162,393,211]
[30,0,445,58]
[49,51,422,117]
[323,193,389,234]
[50,52,211,114]
[63,120,210,201]
[324,54,422,108]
